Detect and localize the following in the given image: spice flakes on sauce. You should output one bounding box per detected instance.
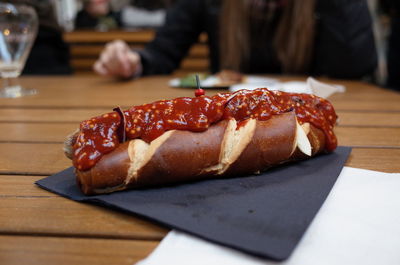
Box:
[73,88,337,171]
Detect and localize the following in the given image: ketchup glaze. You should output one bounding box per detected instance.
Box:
[73,88,337,171]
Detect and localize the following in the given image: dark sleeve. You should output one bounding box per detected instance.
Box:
[138,0,205,75]
[75,10,99,29]
[312,0,377,79]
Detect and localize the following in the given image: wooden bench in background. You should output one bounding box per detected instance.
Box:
[63,30,209,75]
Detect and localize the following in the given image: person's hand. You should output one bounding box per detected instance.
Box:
[93,40,142,79]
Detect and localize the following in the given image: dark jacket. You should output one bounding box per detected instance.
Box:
[139,0,377,79]
[24,25,72,75]
[383,0,400,90]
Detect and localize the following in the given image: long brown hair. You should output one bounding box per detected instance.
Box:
[219,0,316,74]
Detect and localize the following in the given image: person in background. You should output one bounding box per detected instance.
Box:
[130,0,175,10]
[381,0,400,91]
[77,0,175,30]
[120,0,174,29]
[94,0,377,80]
[75,0,122,31]
[2,0,72,75]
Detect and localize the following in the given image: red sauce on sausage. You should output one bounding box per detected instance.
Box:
[73,88,337,171]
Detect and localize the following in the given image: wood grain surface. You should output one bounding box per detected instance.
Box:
[0,175,167,239]
[1,123,400,147]
[0,75,399,265]
[0,235,158,265]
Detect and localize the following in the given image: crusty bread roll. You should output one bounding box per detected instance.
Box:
[64,88,337,195]
[66,113,326,195]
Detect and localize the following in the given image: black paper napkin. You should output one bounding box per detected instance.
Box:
[36,146,351,261]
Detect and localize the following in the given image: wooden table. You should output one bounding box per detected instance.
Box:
[0,76,399,264]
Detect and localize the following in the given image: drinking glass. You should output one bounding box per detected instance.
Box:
[0,3,38,98]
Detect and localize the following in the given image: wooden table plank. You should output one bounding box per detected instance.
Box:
[2,108,400,127]
[330,98,400,112]
[0,76,198,109]
[346,148,400,172]
[0,175,57,197]
[63,30,207,44]
[0,175,167,239]
[328,81,400,111]
[1,143,399,175]
[0,76,398,111]
[64,30,156,43]
[0,143,69,175]
[0,235,158,265]
[0,108,109,123]
[335,127,400,147]
[0,123,77,142]
[1,145,399,240]
[336,111,400,127]
[1,123,400,149]
[0,147,398,241]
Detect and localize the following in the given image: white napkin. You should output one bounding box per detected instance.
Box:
[136,167,400,265]
[229,77,345,98]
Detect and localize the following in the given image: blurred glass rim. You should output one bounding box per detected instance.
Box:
[0,3,38,30]
[0,2,38,19]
